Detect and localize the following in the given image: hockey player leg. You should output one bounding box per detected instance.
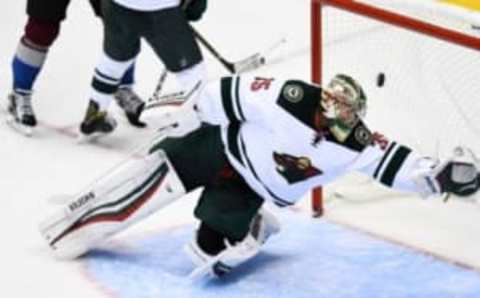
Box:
[185,206,281,279]
[79,53,137,139]
[81,0,143,138]
[5,17,61,135]
[38,150,186,259]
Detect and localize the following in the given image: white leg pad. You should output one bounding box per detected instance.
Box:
[185,206,281,279]
[38,151,186,259]
[250,206,281,245]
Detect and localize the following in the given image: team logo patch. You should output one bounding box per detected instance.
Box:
[282,84,304,103]
[354,125,373,146]
[273,152,322,184]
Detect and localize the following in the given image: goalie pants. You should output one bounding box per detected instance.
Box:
[150,125,264,241]
[102,0,202,72]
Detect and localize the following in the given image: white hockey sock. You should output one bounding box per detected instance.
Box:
[173,61,207,92]
[89,53,136,110]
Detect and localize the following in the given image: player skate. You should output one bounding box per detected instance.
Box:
[79,100,117,141]
[5,91,37,136]
[114,86,146,127]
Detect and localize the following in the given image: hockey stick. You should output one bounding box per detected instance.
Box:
[148,37,286,102]
[146,80,203,111]
[191,27,238,74]
[149,68,169,104]
[192,27,286,74]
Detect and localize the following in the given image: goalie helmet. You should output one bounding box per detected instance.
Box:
[320,74,367,130]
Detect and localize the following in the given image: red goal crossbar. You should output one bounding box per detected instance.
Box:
[310,0,480,216]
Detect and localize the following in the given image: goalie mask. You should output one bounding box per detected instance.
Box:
[320,74,367,131]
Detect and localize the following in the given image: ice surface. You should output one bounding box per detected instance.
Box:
[85,210,480,298]
[1,0,480,297]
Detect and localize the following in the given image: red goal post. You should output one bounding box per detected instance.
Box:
[310,0,480,216]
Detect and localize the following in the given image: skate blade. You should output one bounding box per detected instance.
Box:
[76,131,111,144]
[5,115,34,137]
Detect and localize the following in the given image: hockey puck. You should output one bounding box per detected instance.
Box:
[376,72,385,87]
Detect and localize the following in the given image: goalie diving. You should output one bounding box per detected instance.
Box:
[39,73,480,279]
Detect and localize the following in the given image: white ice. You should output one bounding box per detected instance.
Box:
[1,0,480,297]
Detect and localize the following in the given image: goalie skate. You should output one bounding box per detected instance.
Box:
[38,151,186,259]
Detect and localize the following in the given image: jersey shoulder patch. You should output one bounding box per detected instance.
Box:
[276,80,321,130]
[325,120,374,152]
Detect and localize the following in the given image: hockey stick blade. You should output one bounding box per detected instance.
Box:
[231,53,264,74]
[148,38,286,104]
[231,38,286,74]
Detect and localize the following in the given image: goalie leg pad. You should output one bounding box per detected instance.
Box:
[38,150,186,259]
[249,206,281,245]
[185,206,280,279]
[185,232,261,279]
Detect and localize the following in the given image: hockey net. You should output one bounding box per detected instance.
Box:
[310,0,480,215]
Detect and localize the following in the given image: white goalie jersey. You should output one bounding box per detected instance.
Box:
[196,75,435,207]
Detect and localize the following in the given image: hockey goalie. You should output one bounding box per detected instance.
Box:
[39,73,480,279]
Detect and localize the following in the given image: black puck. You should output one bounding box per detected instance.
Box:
[377,72,385,87]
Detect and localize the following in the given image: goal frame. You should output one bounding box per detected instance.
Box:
[310,0,480,216]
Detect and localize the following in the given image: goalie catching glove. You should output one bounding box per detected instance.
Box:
[416,147,480,198]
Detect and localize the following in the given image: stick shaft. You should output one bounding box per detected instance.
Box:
[190,26,235,73]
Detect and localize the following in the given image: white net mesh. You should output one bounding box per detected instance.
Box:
[317,0,480,203]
